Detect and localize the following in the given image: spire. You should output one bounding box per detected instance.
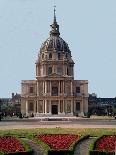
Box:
[50,6,60,36]
[53,5,57,23]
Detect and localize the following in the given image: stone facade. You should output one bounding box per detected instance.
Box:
[21,11,88,117]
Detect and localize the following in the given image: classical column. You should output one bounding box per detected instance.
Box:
[36,65,38,76]
[65,66,67,75]
[43,81,44,95]
[60,81,62,94]
[63,65,65,75]
[58,81,60,95]
[50,81,51,96]
[63,81,64,94]
[37,81,39,96]
[34,100,36,114]
[45,81,47,94]
[81,99,84,116]
[45,64,47,76]
[71,100,73,115]
[58,100,60,114]
[49,100,51,114]
[71,81,73,95]
[26,100,28,116]
[45,100,47,114]
[43,100,45,113]
[37,100,39,113]
[63,100,65,114]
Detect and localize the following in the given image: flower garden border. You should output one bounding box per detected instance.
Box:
[48,135,90,155]
[89,135,116,155]
[0,136,33,155]
[34,134,89,155]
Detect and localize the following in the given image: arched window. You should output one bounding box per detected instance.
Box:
[58,53,61,60]
[66,53,68,58]
[49,53,52,59]
[67,68,69,75]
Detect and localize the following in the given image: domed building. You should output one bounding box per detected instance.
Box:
[21,10,88,117]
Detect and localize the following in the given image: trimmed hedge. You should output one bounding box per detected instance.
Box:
[89,150,115,155]
[0,152,33,155]
[48,150,73,155]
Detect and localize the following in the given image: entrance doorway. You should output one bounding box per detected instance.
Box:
[52,105,58,114]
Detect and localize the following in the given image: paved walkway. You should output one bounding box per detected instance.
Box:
[74,137,96,155]
[22,138,46,155]
[0,124,116,130]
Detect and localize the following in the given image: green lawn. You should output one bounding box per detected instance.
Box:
[0,128,115,138]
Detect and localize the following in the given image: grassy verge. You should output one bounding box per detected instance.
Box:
[0,128,115,138]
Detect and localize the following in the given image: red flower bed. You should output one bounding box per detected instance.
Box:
[36,134,80,150]
[95,135,116,152]
[0,136,25,153]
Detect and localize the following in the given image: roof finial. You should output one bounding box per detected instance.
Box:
[54,5,56,23]
[50,4,60,36]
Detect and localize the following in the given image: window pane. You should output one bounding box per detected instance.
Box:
[29,102,33,111]
[48,67,52,75]
[57,67,62,75]
[58,53,61,59]
[52,87,58,96]
[76,102,80,111]
[30,87,34,93]
[49,53,52,59]
[76,87,80,93]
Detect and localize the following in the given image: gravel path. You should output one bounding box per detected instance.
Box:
[22,138,46,155]
[74,137,96,155]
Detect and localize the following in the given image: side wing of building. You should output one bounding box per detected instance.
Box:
[21,80,36,116]
[73,80,88,116]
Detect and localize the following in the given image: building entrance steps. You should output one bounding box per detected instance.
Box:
[34,115,79,121]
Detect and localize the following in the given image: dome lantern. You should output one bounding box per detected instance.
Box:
[50,6,60,37]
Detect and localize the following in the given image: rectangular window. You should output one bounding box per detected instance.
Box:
[48,67,52,75]
[57,67,62,75]
[30,87,34,93]
[76,87,80,93]
[28,102,34,111]
[58,53,61,60]
[52,87,58,96]
[76,102,80,111]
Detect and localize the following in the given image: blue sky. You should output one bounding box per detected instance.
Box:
[0,0,116,98]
